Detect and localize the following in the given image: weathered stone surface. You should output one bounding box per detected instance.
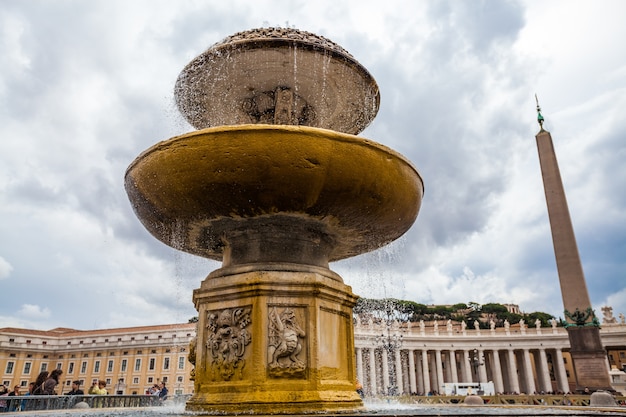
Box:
[589,390,617,407]
[175,27,379,135]
[125,125,423,265]
[463,395,484,405]
[73,401,90,409]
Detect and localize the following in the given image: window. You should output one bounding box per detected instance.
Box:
[148,377,153,383]
[162,376,167,383]
[23,362,31,374]
[56,362,62,370]
[107,360,114,372]
[94,361,100,373]
[105,378,111,385]
[68,362,75,374]
[178,357,185,370]
[43,355,48,359]
[121,359,127,372]
[20,380,27,387]
[5,362,14,374]
[133,377,139,384]
[40,363,48,372]
[96,353,101,357]
[149,358,155,371]
[151,350,156,354]
[9,353,16,358]
[163,357,170,370]
[80,361,87,374]
[134,359,141,372]
[177,376,183,382]
[9,338,14,342]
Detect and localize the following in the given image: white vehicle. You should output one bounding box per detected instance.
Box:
[442,382,495,396]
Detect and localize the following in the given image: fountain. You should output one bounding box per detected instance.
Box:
[125,27,423,414]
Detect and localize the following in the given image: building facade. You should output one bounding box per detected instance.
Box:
[354,318,626,396]
[0,324,196,395]
[1,316,625,396]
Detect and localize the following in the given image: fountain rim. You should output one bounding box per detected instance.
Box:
[125,124,424,191]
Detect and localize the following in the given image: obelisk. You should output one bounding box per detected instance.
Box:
[534,98,612,392]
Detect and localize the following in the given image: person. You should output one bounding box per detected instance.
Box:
[92,380,108,395]
[42,369,63,395]
[7,385,21,412]
[0,385,8,413]
[21,383,35,411]
[32,371,49,395]
[355,380,364,398]
[67,380,84,395]
[158,382,168,402]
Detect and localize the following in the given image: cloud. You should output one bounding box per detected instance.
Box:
[0,0,624,331]
[18,304,51,320]
[0,256,13,279]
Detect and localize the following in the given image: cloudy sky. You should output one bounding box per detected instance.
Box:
[1,0,624,330]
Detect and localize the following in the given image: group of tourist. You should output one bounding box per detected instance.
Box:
[146,382,169,402]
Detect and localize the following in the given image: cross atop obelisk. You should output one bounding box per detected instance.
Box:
[534,98,611,392]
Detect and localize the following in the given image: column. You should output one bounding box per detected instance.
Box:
[394,348,404,394]
[356,347,364,389]
[368,348,377,395]
[522,349,536,394]
[462,350,472,382]
[381,349,390,395]
[491,350,504,394]
[449,350,459,382]
[408,350,417,394]
[554,348,570,393]
[507,349,520,394]
[421,349,431,394]
[537,348,552,392]
[478,349,488,384]
[435,349,444,394]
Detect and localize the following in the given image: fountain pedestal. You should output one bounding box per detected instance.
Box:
[188,266,361,413]
[125,28,423,414]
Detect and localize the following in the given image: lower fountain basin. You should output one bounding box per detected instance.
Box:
[125,125,423,266]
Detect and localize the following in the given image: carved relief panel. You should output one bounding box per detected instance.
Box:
[206,306,252,381]
[267,306,307,378]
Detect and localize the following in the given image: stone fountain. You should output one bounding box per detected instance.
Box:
[125,27,423,414]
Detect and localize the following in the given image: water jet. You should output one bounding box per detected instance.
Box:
[125,27,423,414]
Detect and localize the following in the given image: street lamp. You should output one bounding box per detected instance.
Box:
[468,348,484,393]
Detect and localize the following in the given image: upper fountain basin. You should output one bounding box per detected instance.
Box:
[124,125,423,265]
[174,27,380,135]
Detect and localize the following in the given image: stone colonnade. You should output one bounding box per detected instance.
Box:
[354,322,572,396]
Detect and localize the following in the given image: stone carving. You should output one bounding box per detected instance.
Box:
[564,307,600,327]
[188,336,197,380]
[474,320,480,330]
[489,320,495,331]
[535,319,542,329]
[268,307,306,377]
[601,306,618,324]
[206,307,252,381]
[446,319,453,333]
[550,318,558,329]
[620,313,625,324]
[242,87,315,126]
[419,320,425,332]
[461,321,467,332]
[504,319,510,330]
